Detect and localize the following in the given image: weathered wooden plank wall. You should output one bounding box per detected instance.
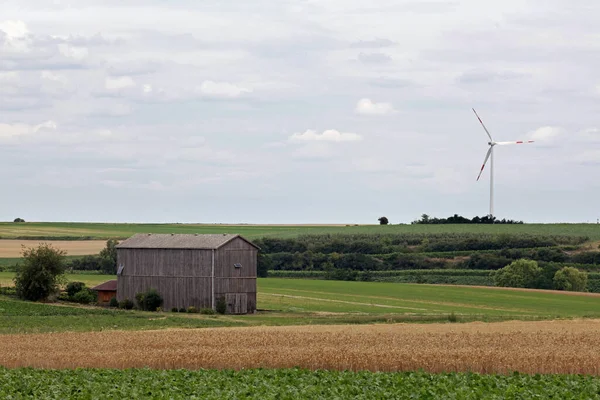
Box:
[116,237,258,313]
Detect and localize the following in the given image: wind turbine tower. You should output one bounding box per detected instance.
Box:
[472,108,534,218]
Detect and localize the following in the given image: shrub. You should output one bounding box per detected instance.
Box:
[493,259,542,288]
[14,243,67,302]
[109,297,119,308]
[119,299,134,310]
[553,267,588,292]
[13,218,25,223]
[134,292,145,308]
[179,307,187,313]
[135,288,164,311]
[171,307,179,312]
[66,282,86,298]
[448,312,458,323]
[187,306,198,313]
[200,308,216,315]
[66,256,102,272]
[216,296,227,314]
[72,289,96,304]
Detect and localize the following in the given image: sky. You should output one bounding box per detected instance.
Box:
[0,1,599,224]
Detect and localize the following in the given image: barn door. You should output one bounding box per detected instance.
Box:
[225,293,248,314]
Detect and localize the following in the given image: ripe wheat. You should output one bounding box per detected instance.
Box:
[1,319,600,374]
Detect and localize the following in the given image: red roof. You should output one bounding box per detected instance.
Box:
[91,280,117,292]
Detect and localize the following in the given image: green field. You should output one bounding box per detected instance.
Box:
[2,221,600,240]
[1,367,598,399]
[2,276,600,334]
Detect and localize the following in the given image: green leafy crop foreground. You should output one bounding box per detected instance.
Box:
[0,368,599,399]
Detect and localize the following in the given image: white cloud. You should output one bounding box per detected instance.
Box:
[0,20,31,51]
[105,76,136,90]
[142,84,153,94]
[0,71,18,81]
[355,98,396,115]
[527,126,563,141]
[289,129,363,142]
[58,44,89,60]
[41,71,68,84]
[292,143,333,159]
[0,121,57,140]
[197,80,251,98]
[578,128,600,142]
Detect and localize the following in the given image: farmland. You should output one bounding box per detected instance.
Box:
[0,239,107,258]
[2,319,600,374]
[2,221,600,240]
[1,278,600,335]
[2,368,599,399]
[3,222,600,397]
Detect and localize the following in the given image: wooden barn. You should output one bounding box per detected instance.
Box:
[115,233,259,314]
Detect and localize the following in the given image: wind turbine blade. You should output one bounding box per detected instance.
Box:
[495,140,535,145]
[476,147,493,181]
[472,108,493,141]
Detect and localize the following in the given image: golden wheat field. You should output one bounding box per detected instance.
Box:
[2,319,600,374]
[0,240,107,258]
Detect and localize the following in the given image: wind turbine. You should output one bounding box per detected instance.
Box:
[472,108,534,219]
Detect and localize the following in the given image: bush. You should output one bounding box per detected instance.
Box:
[187,306,198,313]
[200,308,216,315]
[119,299,134,310]
[378,216,389,225]
[171,307,179,312]
[66,282,86,298]
[109,297,119,308]
[448,312,458,323]
[216,296,227,314]
[13,218,25,223]
[14,243,67,302]
[66,256,102,272]
[493,259,542,288]
[72,289,96,304]
[553,267,588,292]
[135,288,164,311]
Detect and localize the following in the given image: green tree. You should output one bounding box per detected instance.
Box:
[99,239,118,274]
[257,252,271,278]
[14,243,67,301]
[378,216,389,225]
[493,259,542,288]
[13,217,25,223]
[553,267,588,292]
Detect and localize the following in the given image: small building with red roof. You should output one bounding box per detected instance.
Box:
[91,280,117,304]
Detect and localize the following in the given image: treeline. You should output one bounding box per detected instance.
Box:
[411,214,523,224]
[253,233,585,255]
[254,232,600,292]
[260,250,600,273]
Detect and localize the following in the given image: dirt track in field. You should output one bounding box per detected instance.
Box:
[0,240,106,257]
[2,319,600,374]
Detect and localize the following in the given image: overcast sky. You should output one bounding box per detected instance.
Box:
[1,1,599,224]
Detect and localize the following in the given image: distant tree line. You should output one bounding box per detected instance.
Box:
[411,214,523,225]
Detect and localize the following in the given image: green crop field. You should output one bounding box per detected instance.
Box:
[2,277,600,334]
[2,221,600,240]
[1,367,598,399]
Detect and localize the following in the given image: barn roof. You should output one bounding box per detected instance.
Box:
[115,233,260,250]
[91,280,117,292]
